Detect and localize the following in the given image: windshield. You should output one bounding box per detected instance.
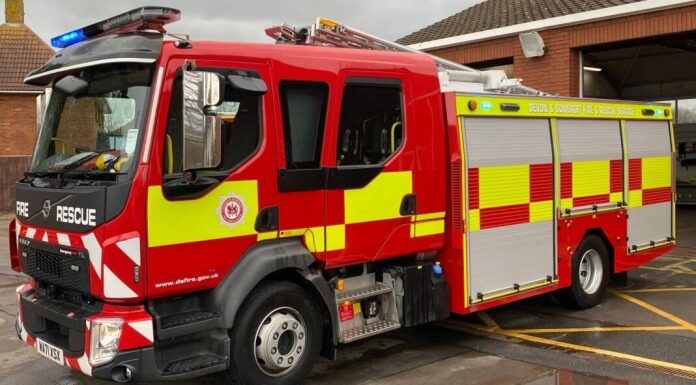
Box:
[31,64,153,178]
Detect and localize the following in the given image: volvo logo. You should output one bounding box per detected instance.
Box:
[42,200,51,219]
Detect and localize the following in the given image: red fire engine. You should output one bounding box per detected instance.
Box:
[8,7,675,384]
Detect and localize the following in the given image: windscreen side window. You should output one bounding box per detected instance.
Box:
[337,79,404,166]
[279,81,329,169]
[164,69,262,174]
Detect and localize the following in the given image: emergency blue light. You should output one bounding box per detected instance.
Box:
[50,29,87,49]
[49,6,181,49]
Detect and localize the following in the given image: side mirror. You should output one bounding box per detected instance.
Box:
[227,74,267,94]
[182,70,225,171]
[54,75,88,96]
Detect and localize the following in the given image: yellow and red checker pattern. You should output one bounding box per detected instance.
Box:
[561,159,623,209]
[628,156,672,207]
[467,163,553,231]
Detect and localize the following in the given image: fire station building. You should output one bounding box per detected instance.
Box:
[399,0,696,202]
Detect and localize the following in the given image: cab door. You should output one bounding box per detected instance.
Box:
[275,79,332,257]
[146,59,279,297]
[324,73,419,267]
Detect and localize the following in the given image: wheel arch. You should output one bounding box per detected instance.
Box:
[212,238,337,359]
[582,228,615,274]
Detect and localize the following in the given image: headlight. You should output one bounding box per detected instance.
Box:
[89,318,123,366]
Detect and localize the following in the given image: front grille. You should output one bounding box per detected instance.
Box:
[22,248,90,294]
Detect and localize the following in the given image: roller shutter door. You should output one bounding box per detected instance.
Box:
[463,117,555,301]
[625,121,673,250]
[557,119,623,213]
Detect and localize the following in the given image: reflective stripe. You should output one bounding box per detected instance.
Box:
[572,160,610,198]
[411,219,445,237]
[469,209,480,232]
[642,156,671,189]
[530,201,553,223]
[257,231,278,241]
[628,189,643,208]
[326,225,346,251]
[281,225,346,253]
[478,165,529,209]
[344,171,412,224]
[147,180,259,247]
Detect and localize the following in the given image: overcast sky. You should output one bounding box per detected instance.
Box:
[3,0,483,45]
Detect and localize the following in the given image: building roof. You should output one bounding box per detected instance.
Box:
[0,23,54,92]
[397,0,643,46]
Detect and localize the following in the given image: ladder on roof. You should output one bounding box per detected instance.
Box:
[265,18,546,96]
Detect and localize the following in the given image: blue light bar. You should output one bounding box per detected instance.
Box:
[50,29,87,49]
[49,6,181,49]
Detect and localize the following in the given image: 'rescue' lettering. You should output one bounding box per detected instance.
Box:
[56,205,97,226]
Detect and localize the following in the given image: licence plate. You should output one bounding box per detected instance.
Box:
[36,338,64,365]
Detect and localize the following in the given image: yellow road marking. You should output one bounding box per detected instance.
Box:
[611,290,696,333]
[624,288,696,294]
[441,320,696,375]
[504,326,688,334]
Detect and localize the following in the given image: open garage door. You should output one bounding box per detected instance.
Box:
[581,34,693,204]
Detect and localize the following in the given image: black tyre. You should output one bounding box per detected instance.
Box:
[558,235,610,309]
[226,281,322,385]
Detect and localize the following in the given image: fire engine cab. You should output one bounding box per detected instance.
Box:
[8,7,675,384]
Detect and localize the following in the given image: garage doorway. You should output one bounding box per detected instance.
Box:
[581,34,696,204]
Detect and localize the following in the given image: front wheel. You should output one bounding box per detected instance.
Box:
[558,234,610,309]
[226,281,322,385]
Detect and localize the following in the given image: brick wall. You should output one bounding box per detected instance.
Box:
[429,4,696,97]
[0,94,38,156]
[0,156,31,211]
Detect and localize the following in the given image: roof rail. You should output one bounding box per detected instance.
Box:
[265,17,547,96]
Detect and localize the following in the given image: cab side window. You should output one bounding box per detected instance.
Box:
[337,79,403,166]
[279,81,329,169]
[164,69,262,175]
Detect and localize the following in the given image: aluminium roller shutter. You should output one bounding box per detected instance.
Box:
[625,121,673,250]
[463,117,555,300]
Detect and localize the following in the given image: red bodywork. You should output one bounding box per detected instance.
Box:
[11,39,672,376]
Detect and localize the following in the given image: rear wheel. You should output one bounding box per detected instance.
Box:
[559,235,610,309]
[226,281,322,385]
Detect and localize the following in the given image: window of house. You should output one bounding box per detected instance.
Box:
[337,79,404,166]
[279,81,329,169]
[164,69,262,174]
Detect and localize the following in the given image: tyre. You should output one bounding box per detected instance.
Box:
[226,281,322,385]
[558,234,610,309]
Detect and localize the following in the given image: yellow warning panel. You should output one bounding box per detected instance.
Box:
[479,165,529,209]
[344,171,412,224]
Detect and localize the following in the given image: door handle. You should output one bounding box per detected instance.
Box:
[400,194,417,216]
[255,206,279,232]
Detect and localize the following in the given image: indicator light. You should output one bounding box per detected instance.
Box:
[468,100,478,111]
[337,279,345,292]
[664,109,671,117]
[480,101,492,111]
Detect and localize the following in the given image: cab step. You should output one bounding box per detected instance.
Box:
[164,354,227,375]
[335,272,401,344]
[335,284,393,302]
[340,319,400,343]
[155,332,229,378]
[158,311,219,340]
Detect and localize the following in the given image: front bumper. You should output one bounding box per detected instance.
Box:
[15,283,155,380]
